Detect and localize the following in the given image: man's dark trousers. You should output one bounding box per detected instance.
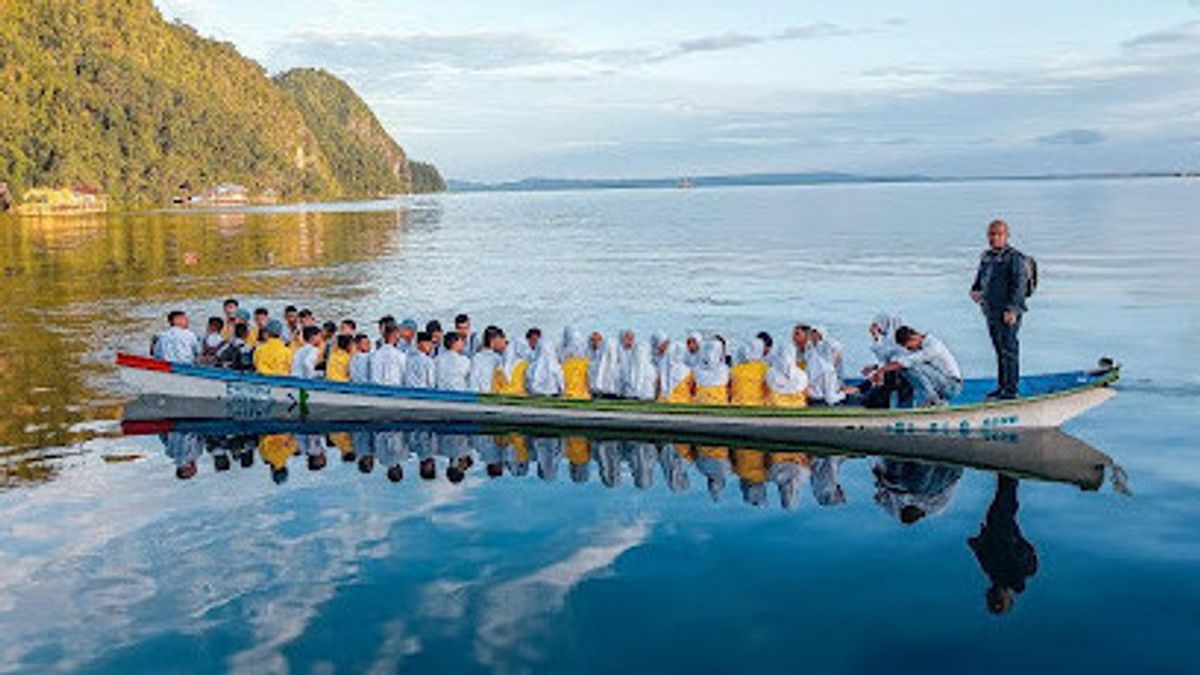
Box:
[986,312,1020,396]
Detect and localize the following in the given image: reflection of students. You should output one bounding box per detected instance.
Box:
[768,451,812,510]
[872,459,962,525]
[695,446,730,501]
[810,456,846,506]
[163,431,203,480]
[259,433,297,485]
[968,475,1039,615]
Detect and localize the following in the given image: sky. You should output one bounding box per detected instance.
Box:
[154,0,1200,181]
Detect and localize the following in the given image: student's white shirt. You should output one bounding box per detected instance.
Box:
[403,351,437,389]
[895,334,962,381]
[468,349,500,393]
[802,345,845,404]
[349,352,372,383]
[434,351,471,391]
[291,344,320,379]
[369,344,407,386]
[154,327,200,363]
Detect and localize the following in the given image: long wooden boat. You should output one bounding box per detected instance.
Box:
[116,353,1119,438]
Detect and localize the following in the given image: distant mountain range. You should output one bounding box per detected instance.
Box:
[448,170,1185,193]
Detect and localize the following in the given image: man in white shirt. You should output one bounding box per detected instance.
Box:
[872,325,963,406]
[152,310,200,364]
[434,333,471,391]
[291,326,322,379]
[370,325,407,386]
[349,334,373,384]
[403,332,437,389]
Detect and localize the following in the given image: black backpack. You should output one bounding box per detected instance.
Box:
[1020,251,1038,298]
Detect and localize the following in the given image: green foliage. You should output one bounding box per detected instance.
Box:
[409,160,446,193]
[0,0,443,205]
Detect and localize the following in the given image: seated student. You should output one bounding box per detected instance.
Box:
[657,343,695,403]
[684,332,703,369]
[199,316,226,365]
[253,320,293,376]
[403,331,437,389]
[693,340,731,405]
[615,329,637,390]
[587,332,620,398]
[757,331,774,357]
[730,339,769,406]
[809,325,846,380]
[650,331,670,368]
[249,307,270,346]
[152,310,200,364]
[859,312,913,408]
[621,341,657,401]
[523,327,542,358]
[494,339,529,396]
[559,327,592,400]
[370,324,407,386]
[349,333,372,383]
[218,322,255,371]
[435,332,472,391]
[871,326,963,406]
[765,343,809,408]
[425,320,444,355]
[221,298,239,340]
[326,334,354,382]
[526,339,565,397]
[792,324,847,405]
[291,326,322,379]
[468,326,504,393]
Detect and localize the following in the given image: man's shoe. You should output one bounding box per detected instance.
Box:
[984,388,1004,399]
[996,391,1018,400]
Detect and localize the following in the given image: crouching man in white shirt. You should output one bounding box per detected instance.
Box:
[871,326,963,406]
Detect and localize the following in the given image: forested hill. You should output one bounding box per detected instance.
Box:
[0,0,443,205]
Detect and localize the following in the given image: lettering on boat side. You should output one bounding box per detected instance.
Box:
[888,415,1020,435]
[225,381,273,420]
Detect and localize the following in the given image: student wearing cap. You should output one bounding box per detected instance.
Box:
[398,318,419,353]
[253,320,293,376]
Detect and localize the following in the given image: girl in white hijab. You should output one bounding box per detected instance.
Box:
[526,339,565,396]
[869,312,906,364]
[657,342,694,403]
[494,342,528,396]
[650,330,670,367]
[622,341,658,400]
[588,335,621,398]
[560,327,591,400]
[683,331,703,369]
[765,342,809,407]
[693,340,730,405]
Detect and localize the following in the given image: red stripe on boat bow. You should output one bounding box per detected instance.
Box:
[116,352,174,372]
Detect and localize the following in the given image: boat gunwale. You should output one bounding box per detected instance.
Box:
[116,352,1120,419]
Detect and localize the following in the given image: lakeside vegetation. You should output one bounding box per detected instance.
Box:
[0,0,443,208]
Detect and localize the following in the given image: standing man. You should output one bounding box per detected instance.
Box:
[971,219,1030,399]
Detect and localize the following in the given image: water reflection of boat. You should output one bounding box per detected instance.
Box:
[121,418,1125,493]
[117,353,1120,432]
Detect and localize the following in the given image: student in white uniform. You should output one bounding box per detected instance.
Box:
[526,339,565,397]
[434,332,472,391]
[683,332,703,369]
[291,326,322,379]
[152,310,200,364]
[349,334,373,384]
[621,341,658,401]
[369,324,407,386]
[403,331,437,389]
[868,312,906,364]
[468,327,504,393]
[588,333,621,398]
[792,324,846,405]
[872,326,964,406]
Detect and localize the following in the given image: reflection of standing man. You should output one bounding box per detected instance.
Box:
[971,219,1030,399]
[968,475,1039,615]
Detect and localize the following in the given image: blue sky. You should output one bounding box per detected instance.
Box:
[155,0,1200,180]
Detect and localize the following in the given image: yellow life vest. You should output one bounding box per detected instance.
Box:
[507,433,530,463]
[493,360,528,395]
[259,433,297,470]
[221,322,235,342]
[325,348,351,382]
[565,436,591,465]
[731,448,768,483]
[253,338,293,376]
[695,383,729,405]
[562,357,591,400]
[246,326,261,347]
[659,372,695,404]
[766,390,808,408]
[730,361,768,406]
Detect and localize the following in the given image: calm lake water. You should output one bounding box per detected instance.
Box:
[0,179,1197,673]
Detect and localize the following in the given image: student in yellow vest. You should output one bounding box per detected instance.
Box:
[559,327,592,400]
[493,341,529,395]
[730,338,769,406]
[253,320,293,376]
[325,334,353,382]
[765,342,809,408]
[565,436,591,483]
[657,343,695,403]
[693,340,730,405]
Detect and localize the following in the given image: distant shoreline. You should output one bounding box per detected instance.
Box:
[448,170,1191,194]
